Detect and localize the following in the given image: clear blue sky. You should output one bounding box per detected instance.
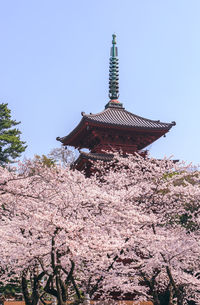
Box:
[0,0,200,164]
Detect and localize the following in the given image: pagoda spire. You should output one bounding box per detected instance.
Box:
[109,34,119,100]
[105,34,123,109]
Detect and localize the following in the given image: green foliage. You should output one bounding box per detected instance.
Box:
[0,103,27,166]
[0,280,22,300]
[179,207,200,232]
[34,154,55,167]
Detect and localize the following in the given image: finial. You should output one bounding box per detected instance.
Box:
[112,33,117,45]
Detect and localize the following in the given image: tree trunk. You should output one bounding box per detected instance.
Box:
[144,277,160,305]
[166,266,183,305]
[21,274,40,305]
[21,274,32,305]
[152,290,160,305]
[168,284,174,305]
[55,276,65,305]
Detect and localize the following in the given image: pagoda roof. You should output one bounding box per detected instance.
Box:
[81,105,175,130]
[78,151,114,161]
[57,104,175,147]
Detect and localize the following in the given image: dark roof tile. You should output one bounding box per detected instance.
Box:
[83,107,175,129]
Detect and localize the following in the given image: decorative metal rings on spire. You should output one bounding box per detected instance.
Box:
[109,34,119,100]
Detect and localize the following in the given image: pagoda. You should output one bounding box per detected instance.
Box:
[57,34,175,173]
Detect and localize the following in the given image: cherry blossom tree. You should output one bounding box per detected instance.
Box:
[0,154,199,305]
[0,159,149,304]
[90,154,200,304]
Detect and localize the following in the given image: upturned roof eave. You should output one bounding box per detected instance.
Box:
[56,117,86,145]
